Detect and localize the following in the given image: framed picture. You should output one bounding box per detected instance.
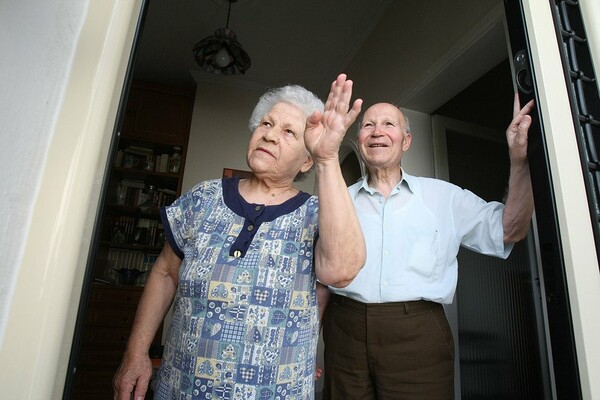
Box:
[223,168,254,179]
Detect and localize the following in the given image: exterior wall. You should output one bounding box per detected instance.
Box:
[0,1,143,398]
[522,1,600,398]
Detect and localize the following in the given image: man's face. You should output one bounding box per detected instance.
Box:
[357,103,412,171]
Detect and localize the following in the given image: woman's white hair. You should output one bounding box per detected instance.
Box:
[248,85,324,132]
[248,85,324,181]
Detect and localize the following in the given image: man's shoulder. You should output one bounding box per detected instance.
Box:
[403,173,460,193]
[403,172,443,186]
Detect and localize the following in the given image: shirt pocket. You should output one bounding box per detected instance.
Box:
[403,219,440,279]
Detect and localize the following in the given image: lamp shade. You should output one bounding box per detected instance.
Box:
[193,28,251,75]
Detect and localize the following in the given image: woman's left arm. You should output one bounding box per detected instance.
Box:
[305,74,366,287]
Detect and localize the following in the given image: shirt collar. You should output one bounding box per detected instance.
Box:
[354,167,415,198]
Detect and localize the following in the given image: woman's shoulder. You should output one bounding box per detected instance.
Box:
[188,178,222,193]
[306,194,318,207]
[175,179,223,205]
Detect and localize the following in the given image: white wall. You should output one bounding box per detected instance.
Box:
[399,108,435,177]
[0,0,88,346]
[0,0,142,398]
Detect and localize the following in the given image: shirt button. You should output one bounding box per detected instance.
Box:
[383,281,388,286]
[254,205,261,211]
[233,250,242,258]
[247,225,254,231]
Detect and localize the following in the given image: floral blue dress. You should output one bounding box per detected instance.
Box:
[154,177,320,400]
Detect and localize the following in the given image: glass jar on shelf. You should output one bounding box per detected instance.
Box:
[133,218,152,245]
[143,154,155,171]
[168,146,182,174]
[138,185,157,211]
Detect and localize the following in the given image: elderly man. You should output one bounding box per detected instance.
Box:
[322,94,535,400]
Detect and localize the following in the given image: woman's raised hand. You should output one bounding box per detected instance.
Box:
[305,74,362,164]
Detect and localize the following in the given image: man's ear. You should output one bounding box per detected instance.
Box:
[403,132,412,151]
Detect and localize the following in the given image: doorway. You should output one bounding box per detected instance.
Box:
[432,60,551,399]
[64,1,569,399]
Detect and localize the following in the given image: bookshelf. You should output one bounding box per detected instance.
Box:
[71,81,194,400]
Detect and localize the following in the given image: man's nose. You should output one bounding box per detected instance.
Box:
[372,125,384,136]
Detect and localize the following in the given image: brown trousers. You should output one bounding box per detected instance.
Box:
[322,294,454,400]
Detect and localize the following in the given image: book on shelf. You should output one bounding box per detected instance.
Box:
[125,145,153,155]
[159,153,169,173]
[115,150,124,167]
[121,179,145,189]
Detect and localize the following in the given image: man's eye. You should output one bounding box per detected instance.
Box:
[362,123,373,128]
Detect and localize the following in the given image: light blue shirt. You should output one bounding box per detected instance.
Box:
[330,170,512,304]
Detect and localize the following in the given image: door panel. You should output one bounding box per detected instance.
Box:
[446,128,548,399]
[503,0,582,398]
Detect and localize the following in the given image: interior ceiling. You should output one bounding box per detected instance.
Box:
[133,0,509,113]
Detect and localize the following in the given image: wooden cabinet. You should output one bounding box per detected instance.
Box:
[122,81,194,146]
[70,81,194,400]
[72,285,151,400]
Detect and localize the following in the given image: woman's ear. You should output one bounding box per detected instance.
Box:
[300,155,314,173]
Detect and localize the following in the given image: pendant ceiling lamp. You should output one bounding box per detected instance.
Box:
[193,0,251,75]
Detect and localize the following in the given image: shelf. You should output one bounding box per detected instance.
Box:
[105,204,161,217]
[112,167,179,191]
[100,241,163,253]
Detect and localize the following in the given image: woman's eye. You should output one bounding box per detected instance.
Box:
[261,121,271,127]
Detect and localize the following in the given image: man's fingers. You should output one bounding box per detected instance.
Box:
[513,92,520,117]
[521,99,535,116]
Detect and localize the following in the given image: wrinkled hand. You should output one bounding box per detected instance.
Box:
[304,74,363,164]
[507,92,535,165]
[113,351,153,400]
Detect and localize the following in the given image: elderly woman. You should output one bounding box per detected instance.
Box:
[113,74,365,400]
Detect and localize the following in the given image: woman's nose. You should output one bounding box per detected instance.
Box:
[263,127,280,142]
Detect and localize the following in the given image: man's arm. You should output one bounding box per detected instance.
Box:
[317,281,331,326]
[304,74,366,287]
[113,242,181,400]
[503,93,535,243]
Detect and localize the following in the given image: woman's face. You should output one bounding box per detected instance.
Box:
[247,102,313,182]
